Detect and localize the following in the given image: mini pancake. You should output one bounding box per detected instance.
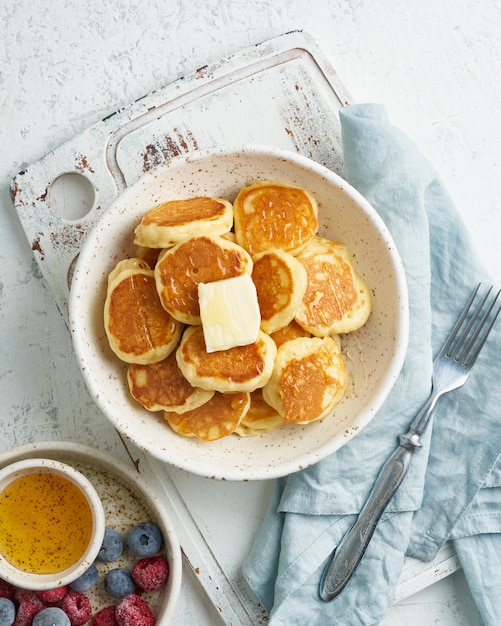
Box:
[269,319,313,348]
[164,392,250,441]
[104,267,183,364]
[107,257,151,286]
[233,180,318,256]
[295,237,371,336]
[134,196,233,248]
[234,389,284,437]
[127,351,214,413]
[176,325,277,393]
[252,248,308,334]
[262,336,348,424]
[154,235,253,325]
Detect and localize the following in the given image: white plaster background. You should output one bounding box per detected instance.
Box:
[1,0,501,623]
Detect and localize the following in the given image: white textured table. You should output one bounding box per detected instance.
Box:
[2,1,500,624]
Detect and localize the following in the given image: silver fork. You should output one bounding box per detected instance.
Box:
[319,283,501,602]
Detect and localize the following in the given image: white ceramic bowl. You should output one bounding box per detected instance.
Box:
[69,145,408,480]
[0,458,105,589]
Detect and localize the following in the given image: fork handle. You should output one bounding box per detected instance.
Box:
[319,435,420,601]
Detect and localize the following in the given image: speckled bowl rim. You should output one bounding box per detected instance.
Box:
[0,442,182,623]
[69,144,409,481]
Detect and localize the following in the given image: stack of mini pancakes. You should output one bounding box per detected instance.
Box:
[104,180,371,441]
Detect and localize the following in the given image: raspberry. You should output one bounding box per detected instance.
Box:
[92,607,118,626]
[127,523,162,557]
[13,590,44,626]
[0,579,14,600]
[131,557,169,592]
[60,591,92,626]
[115,595,155,626]
[96,529,123,563]
[36,586,69,604]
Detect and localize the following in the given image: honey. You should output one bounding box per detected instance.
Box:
[0,472,93,574]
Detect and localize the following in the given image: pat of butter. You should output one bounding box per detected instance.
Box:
[198,274,261,353]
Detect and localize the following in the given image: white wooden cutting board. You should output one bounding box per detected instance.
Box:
[10,30,459,625]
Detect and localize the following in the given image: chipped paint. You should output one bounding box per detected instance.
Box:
[142,129,200,172]
[75,155,95,173]
[32,235,44,258]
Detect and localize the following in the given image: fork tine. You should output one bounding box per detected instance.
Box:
[446,284,501,366]
[454,285,494,360]
[441,284,480,357]
[461,290,501,366]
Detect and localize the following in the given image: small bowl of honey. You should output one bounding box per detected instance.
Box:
[0,457,105,590]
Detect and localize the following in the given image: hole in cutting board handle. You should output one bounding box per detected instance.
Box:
[48,172,95,221]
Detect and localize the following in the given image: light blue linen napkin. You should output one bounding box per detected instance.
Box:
[242,103,501,625]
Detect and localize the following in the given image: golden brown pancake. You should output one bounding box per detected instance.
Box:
[154,235,253,325]
[262,336,348,424]
[133,196,233,248]
[295,237,371,336]
[164,392,250,441]
[252,248,307,334]
[176,325,277,393]
[269,319,312,348]
[233,180,319,256]
[107,257,151,286]
[234,389,284,437]
[104,268,183,364]
[127,351,214,413]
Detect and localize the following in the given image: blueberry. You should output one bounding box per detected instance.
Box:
[96,527,124,562]
[0,597,15,626]
[104,568,136,599]
[33,607,71,626]
[70,563,99,592]
[127,522,163,557]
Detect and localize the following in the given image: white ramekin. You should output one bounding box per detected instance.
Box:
[0,458,105,590]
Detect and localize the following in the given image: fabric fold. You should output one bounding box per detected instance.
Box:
[242,103,501,625]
